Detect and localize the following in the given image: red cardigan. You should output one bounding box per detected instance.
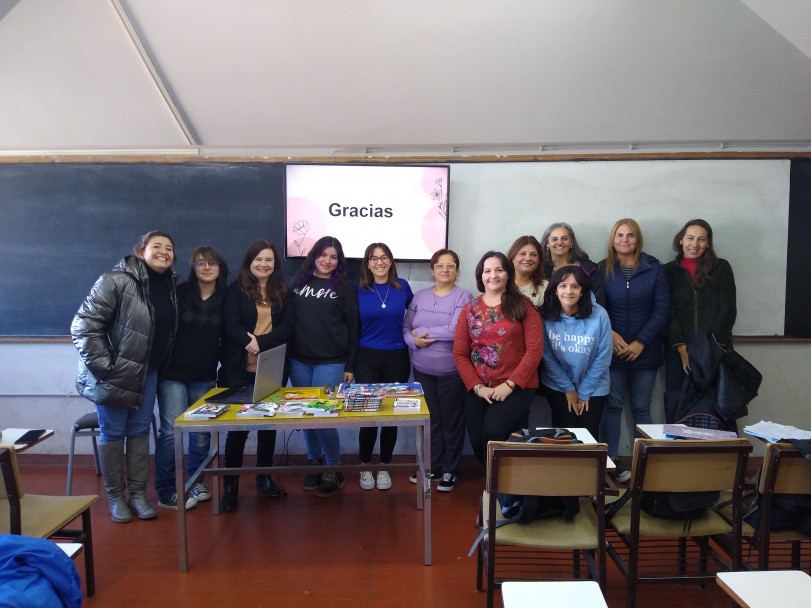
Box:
[452,298,543,390]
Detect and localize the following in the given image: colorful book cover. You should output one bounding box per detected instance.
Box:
[184,403,230,419]
[302,400,344,416]
[392,398,422,411]
[235,402,277,417]
[272,388,323,402]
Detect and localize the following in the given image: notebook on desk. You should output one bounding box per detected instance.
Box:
[205,343,286,404]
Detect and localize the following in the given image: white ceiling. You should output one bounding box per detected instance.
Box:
[1,0,810,157]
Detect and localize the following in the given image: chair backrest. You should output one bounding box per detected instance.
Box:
[486,441,609,498]
[629,438,752,494]
[760,442,811,496]
[0,447,23,499]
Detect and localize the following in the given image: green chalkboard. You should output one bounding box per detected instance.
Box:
[0,162,298,336]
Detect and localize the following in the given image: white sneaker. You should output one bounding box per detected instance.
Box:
[376,470,392,490]
[359,470,375,490]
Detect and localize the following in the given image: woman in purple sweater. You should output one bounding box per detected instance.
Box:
[402,249,473,491]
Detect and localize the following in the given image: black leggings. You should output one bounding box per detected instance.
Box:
[544,386,605,440]
[355,346,411,464]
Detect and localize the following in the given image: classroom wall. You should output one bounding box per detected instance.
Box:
[1,158,807,459]
[0,311,807,460]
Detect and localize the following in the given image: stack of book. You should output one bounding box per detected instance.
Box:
[343,385,383,412]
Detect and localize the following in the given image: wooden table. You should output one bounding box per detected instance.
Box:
[173,389,432,572]
[501,580,608,607]
[0,428,54,453]
[716,570,811,607]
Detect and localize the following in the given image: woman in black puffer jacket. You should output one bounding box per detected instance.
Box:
[72,230,178,524]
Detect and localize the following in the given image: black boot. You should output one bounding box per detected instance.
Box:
[221,476,239,512]
[256,474,284,498]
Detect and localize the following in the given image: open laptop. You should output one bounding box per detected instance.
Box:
[205,343,286,404]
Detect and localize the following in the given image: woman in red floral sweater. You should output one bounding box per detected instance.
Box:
[453,251,543,465]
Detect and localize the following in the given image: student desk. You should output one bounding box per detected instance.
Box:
[501,581,608,608]
[0,428,54,453]
[716,570,811,607]
[173,391,432,572]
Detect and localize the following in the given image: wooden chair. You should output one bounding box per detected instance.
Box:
[749,442,811,571]
[0,447,98,597]
[606,438,751,608]
[475,440,608,608]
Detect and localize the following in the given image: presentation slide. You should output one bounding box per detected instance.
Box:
[285,164,449,260]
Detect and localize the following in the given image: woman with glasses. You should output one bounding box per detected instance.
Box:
[289,236,358,498]
[219,240,294,512]
[356,243,413,491]
[72,230,177,523]
[403,249,472,491]
[154,247,228,510]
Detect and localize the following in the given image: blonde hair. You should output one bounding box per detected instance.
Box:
[604,218,643,279]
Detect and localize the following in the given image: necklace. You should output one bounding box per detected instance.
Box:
[373,283,391,308]
[432,285,453,306]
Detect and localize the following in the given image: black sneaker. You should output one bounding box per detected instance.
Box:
[316,471,345,498]
[302,458,324,491]
[409,472,440,484]
[612,460,631,483]
[158,493,197,511]
[437,473,458,492]
[256,474,284,498]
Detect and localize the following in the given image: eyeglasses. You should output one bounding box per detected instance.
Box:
[369,255,391,263]
[194,260,219,269]
[433,263,457,270]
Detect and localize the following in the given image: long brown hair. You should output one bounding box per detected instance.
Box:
[474,251,526,322]
[236,240,287,308]
[507,235,546,287]
[359,242,402,291]
[672,219,718,289]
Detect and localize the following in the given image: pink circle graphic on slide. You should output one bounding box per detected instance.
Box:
[420,167,448,253]
[421,204,446,253]
[286,197,328,257]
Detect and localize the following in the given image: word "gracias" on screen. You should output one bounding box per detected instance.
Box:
[329,203,393,218]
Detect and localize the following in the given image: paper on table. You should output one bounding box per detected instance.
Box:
[743,420,811,442]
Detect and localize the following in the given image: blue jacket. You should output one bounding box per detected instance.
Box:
[541,304,613,400]
[0,535,82,608]
[599,252,670,370]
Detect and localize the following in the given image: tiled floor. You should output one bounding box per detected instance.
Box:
[20,454,740,608]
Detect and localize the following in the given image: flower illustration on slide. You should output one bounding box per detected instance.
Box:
[292,219,310,255]
[432,178,448,220]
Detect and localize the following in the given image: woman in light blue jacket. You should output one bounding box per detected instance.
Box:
[540,265,613,439]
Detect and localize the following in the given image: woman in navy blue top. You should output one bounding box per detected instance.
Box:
[355,243,413,491]
[598,219,669,482]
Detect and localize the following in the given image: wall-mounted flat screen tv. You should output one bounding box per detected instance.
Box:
[284,163,450,261]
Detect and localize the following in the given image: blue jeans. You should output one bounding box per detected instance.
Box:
[96,370,157,443]
[154,379,215,498]
[289,359,344,466]
[601,366,657,457]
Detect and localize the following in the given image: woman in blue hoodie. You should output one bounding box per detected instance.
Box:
[540,265,613,439]
[598,219,670,482]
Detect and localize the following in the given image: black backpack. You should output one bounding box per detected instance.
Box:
[496,429,583,524]
[468,429,584,557]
